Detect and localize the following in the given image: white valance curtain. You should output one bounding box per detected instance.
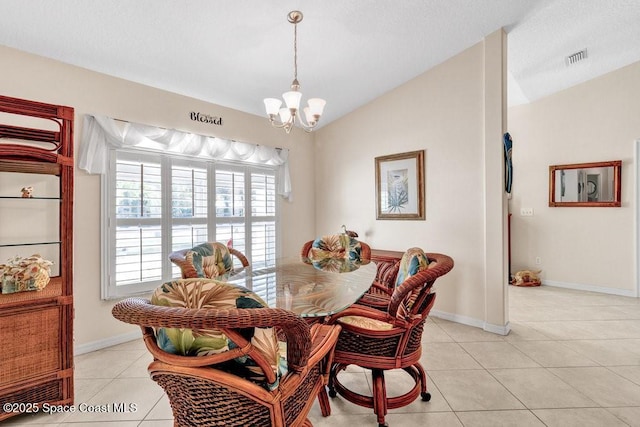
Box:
[78,114,292,199]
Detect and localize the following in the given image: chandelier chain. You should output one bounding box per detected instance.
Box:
[293,22,298,82]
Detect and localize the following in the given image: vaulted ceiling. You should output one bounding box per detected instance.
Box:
[1,0,638,127]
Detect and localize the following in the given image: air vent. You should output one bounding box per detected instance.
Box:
[565,48,588,66]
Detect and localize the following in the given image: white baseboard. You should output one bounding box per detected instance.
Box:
[484,321,511,335]
[542,279,638,298]
[74,330,141,356]
[430,310,511,336]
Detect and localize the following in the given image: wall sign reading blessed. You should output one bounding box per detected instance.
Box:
[190,111,223,125]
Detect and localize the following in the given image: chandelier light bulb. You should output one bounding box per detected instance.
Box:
[307,98,326,117]
[282,90,302,111]
[278,107,292,124]
[263,98,282,116]
[303,107,314,125]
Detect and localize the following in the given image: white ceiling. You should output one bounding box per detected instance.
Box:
[0,0,639,128]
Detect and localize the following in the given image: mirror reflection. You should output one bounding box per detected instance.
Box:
[549,161,621,207]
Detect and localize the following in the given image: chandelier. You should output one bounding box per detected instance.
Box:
[263,10,326,133]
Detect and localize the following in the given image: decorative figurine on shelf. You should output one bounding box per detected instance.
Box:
[21,186,33,198]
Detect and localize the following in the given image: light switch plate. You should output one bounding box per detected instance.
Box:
[520,207,534,216]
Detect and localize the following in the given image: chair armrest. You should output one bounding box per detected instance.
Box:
[307,323,341,368]
[112,298,312,371]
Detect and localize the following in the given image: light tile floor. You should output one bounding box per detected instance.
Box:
[4,285,640,426]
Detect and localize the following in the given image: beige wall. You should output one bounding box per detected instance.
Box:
[0,45,315,350]
[509,60,640,296]
[314,31,510,331]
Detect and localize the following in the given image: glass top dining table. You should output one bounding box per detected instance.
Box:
[226,257,378,318]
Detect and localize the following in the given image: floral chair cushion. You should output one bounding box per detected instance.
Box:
[151,278,286,390]
[395,247,431,287]
[185,242,235,279]
[395,248,436,316]
[311,257,362,273]
[308,234,362,262]
[336,315,393,331]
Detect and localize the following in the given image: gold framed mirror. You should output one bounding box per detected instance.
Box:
[549,160,621,207]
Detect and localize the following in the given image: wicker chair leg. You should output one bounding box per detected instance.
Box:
[302,419,314,427]
[414,362,431,401]
[371,369,388,427]
[328,363,346,398]
[318,386,331,416]
[331,363,431,426]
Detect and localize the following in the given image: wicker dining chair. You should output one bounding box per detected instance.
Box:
[325,249,454,427]
[112,283,341,427]
[170,241,249,279]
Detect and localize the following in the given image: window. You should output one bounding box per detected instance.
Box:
[102,150,278,299]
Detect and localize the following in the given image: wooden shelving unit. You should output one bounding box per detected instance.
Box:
[0,95,74,421]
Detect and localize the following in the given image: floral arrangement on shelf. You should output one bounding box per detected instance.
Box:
[0,254,53,294]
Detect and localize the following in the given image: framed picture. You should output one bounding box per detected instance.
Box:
[375,150,425,220]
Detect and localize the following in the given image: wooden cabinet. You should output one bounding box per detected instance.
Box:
[0,95,74,420]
